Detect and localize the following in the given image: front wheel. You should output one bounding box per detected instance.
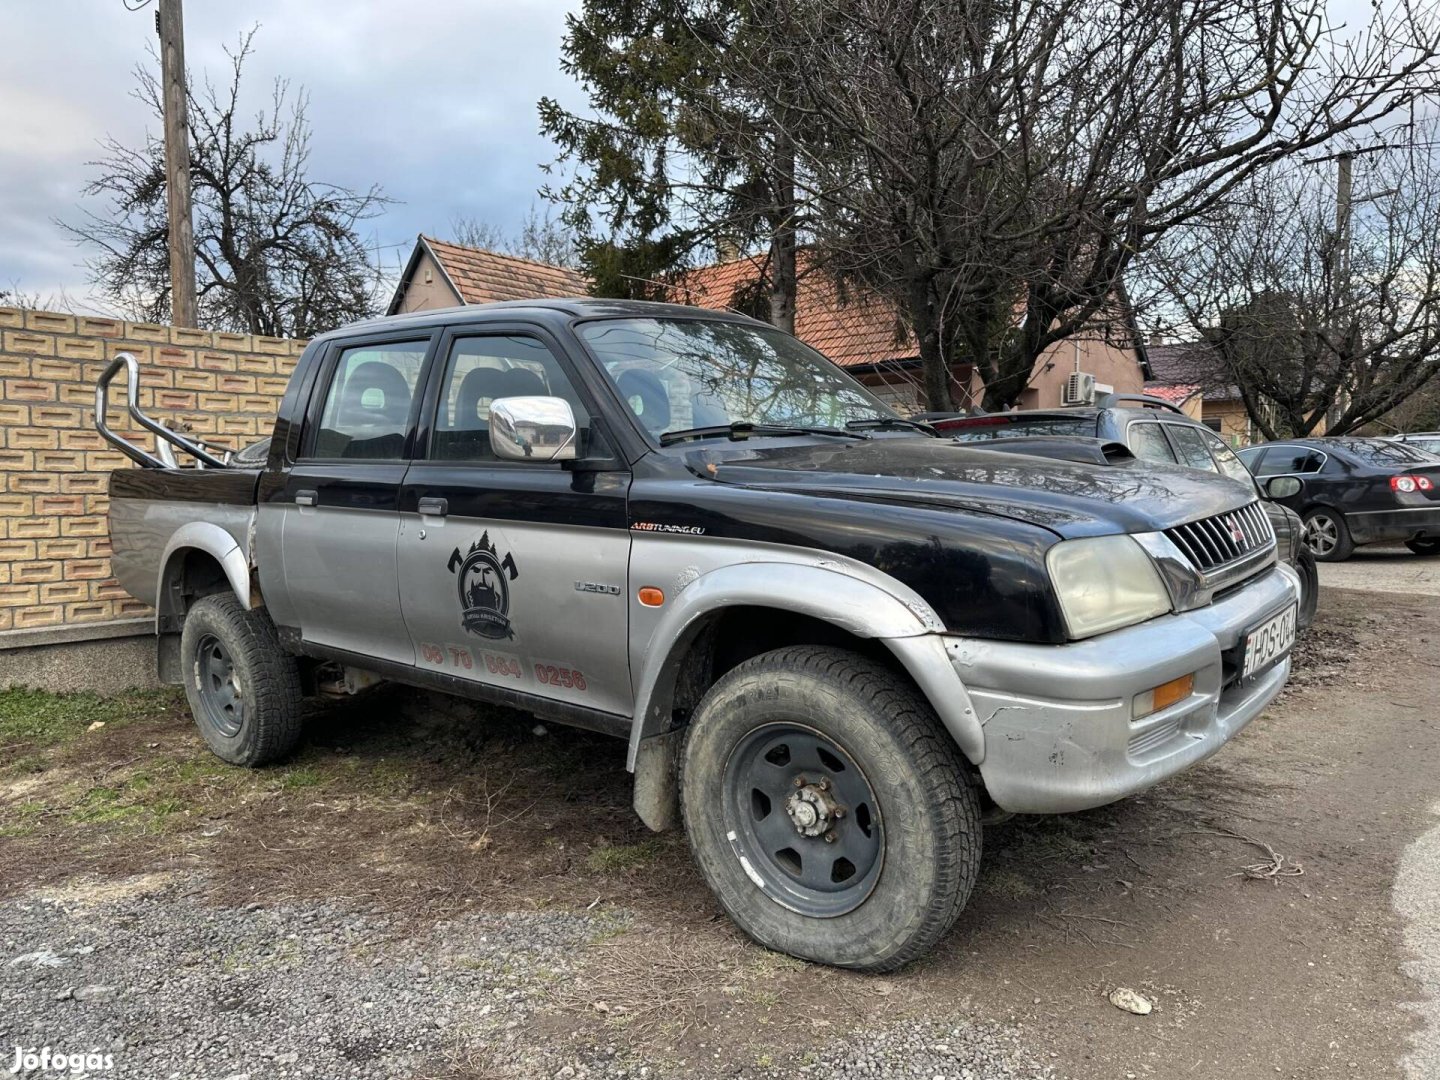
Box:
[1303,507,1354,562]
[180,593,303,766]
[1294,547,1320,630]
[680,646,981,971]
[1406,537,1440,557]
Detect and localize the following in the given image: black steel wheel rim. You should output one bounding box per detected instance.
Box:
[721,722,884,918]
[196,633,245,738]
[1304,513,1338,556]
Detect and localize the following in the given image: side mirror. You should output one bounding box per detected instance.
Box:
[1265,475,1301,499]
[489,396,578,462]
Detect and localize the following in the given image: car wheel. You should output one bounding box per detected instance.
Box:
[1302,508,1354,562]
[180,593,304,766]
[680,645,981,972]
[1406,537,1440,557]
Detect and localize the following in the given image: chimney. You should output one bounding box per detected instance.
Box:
[715,237,741,262]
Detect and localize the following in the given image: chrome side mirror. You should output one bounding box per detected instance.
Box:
[489,396,578,462]
[1265,475,1301,499]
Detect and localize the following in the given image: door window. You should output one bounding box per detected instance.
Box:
[1197,427,1254,483]
[310,340,429,460]
[1252,445,1323,476]
[1128,422,1178,464]
[1165,424,1220,472]
[431,335,590,462]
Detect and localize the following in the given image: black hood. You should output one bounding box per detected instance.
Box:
[685,435,1255,538]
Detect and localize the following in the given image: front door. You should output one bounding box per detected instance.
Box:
[273,334,434,665]
[396,329,634,719]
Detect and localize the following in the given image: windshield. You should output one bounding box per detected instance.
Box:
[947,416,1099,441]
[577,318,898,439]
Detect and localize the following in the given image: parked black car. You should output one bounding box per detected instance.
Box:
[1236,438,1440,560]
[931,396,1319,628]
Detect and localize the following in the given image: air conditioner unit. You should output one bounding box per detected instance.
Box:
[1063,371,1097,406]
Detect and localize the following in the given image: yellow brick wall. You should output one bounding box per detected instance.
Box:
[0,307,305,634]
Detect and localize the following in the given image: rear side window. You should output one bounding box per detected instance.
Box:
[1165,425,1220,473]
[1251,446,1324,475]
[430,335,590,462]
[311,340,429,460]
[1128,422,1178,464]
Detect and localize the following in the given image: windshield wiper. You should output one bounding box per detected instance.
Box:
[845,415,938,437]
[658,421,872,447]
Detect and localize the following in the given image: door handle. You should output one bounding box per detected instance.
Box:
[295,489,317,507]
[418,497,448,517]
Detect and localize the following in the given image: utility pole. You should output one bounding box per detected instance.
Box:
[156,0,197,327]
[1335,152,1354,301]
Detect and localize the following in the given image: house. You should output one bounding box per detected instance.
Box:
[1145,341,1255,444]
[388,237,1150,413]
[388,235,588,312]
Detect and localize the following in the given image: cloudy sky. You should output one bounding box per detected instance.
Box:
[0,0,586,311]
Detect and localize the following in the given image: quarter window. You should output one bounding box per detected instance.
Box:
[1165,425,1220,473]
[430,335,589,462]
[311,340,429,460]
[1197,427,1254,483]
[1128,423,1178,464]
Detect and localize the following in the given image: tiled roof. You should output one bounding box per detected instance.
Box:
[423,236,589,305]
[668,255,916,368]
[1146,342,1239,401]
[1143,382,1202,406]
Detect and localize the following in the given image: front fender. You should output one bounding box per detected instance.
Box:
[626,560,985,770]
[154,520,254,629]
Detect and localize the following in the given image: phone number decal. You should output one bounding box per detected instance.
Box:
[534,664,587,691]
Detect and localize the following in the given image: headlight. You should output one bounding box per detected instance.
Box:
[1046,535,1172,640]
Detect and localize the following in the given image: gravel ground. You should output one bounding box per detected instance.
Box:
[1395,801,1440,1080]
[1316,545,1440,596]
[1,874,1057,1080]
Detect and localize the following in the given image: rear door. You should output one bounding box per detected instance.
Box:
[395,326,635,719]
[273,333,436,664]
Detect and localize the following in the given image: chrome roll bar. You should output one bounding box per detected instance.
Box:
[93,351,232,469]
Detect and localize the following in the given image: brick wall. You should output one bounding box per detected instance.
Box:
[0,306,304,635]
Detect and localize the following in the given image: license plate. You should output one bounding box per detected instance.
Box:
[1242,603,1297,679]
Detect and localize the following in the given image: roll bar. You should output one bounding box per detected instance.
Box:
[94,351,232,469]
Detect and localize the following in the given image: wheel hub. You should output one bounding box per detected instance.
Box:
[785,777,843,838]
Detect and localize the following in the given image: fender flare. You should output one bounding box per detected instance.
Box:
[154,521,253,631]
[626,561,986,770]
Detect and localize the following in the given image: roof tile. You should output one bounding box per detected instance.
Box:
[424,236,589,305]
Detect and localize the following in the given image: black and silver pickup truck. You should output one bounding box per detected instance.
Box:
[99,299,1300,971]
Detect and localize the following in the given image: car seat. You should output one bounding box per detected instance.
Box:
[616,369,672,436]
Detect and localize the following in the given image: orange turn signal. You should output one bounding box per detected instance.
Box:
[1132,672,1195,720]
[638,587,665,607]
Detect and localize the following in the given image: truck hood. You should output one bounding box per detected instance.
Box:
[686,436,1255,537]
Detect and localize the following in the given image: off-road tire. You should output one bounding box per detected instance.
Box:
[179,593,303,767]
[1302,507,1354,562]
[1294,547,1320,630]
[1406,537,1440,557]
[679,645,981,972]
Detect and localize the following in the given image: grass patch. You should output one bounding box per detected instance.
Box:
[0,686,181,750]
[279,766,325,790]
[586,837,666,874]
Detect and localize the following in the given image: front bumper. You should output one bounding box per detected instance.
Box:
[1345,506,1440,544]
[952,564,1299,814]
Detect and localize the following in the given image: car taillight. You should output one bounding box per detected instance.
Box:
[1391,474,1434,493]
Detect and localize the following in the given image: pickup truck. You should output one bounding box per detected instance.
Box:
[99,299,1300,971]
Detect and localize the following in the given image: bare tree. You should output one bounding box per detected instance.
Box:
[689,0,1440,410]
[449,206,582,268]
[62,30,390,338]
[1144,140,1440,438]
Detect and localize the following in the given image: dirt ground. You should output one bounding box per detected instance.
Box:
[2,582,1438,1078]
[1317,544,1440,597]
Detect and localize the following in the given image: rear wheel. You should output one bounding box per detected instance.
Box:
[680,646,981,971]
[1407,537,1440,557]
[1302,508,1354,562]
[180,594,303,766]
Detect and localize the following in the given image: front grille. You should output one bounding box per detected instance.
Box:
[1165,503,1273,574]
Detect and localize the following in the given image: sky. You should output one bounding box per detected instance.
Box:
[0,0,587,312]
